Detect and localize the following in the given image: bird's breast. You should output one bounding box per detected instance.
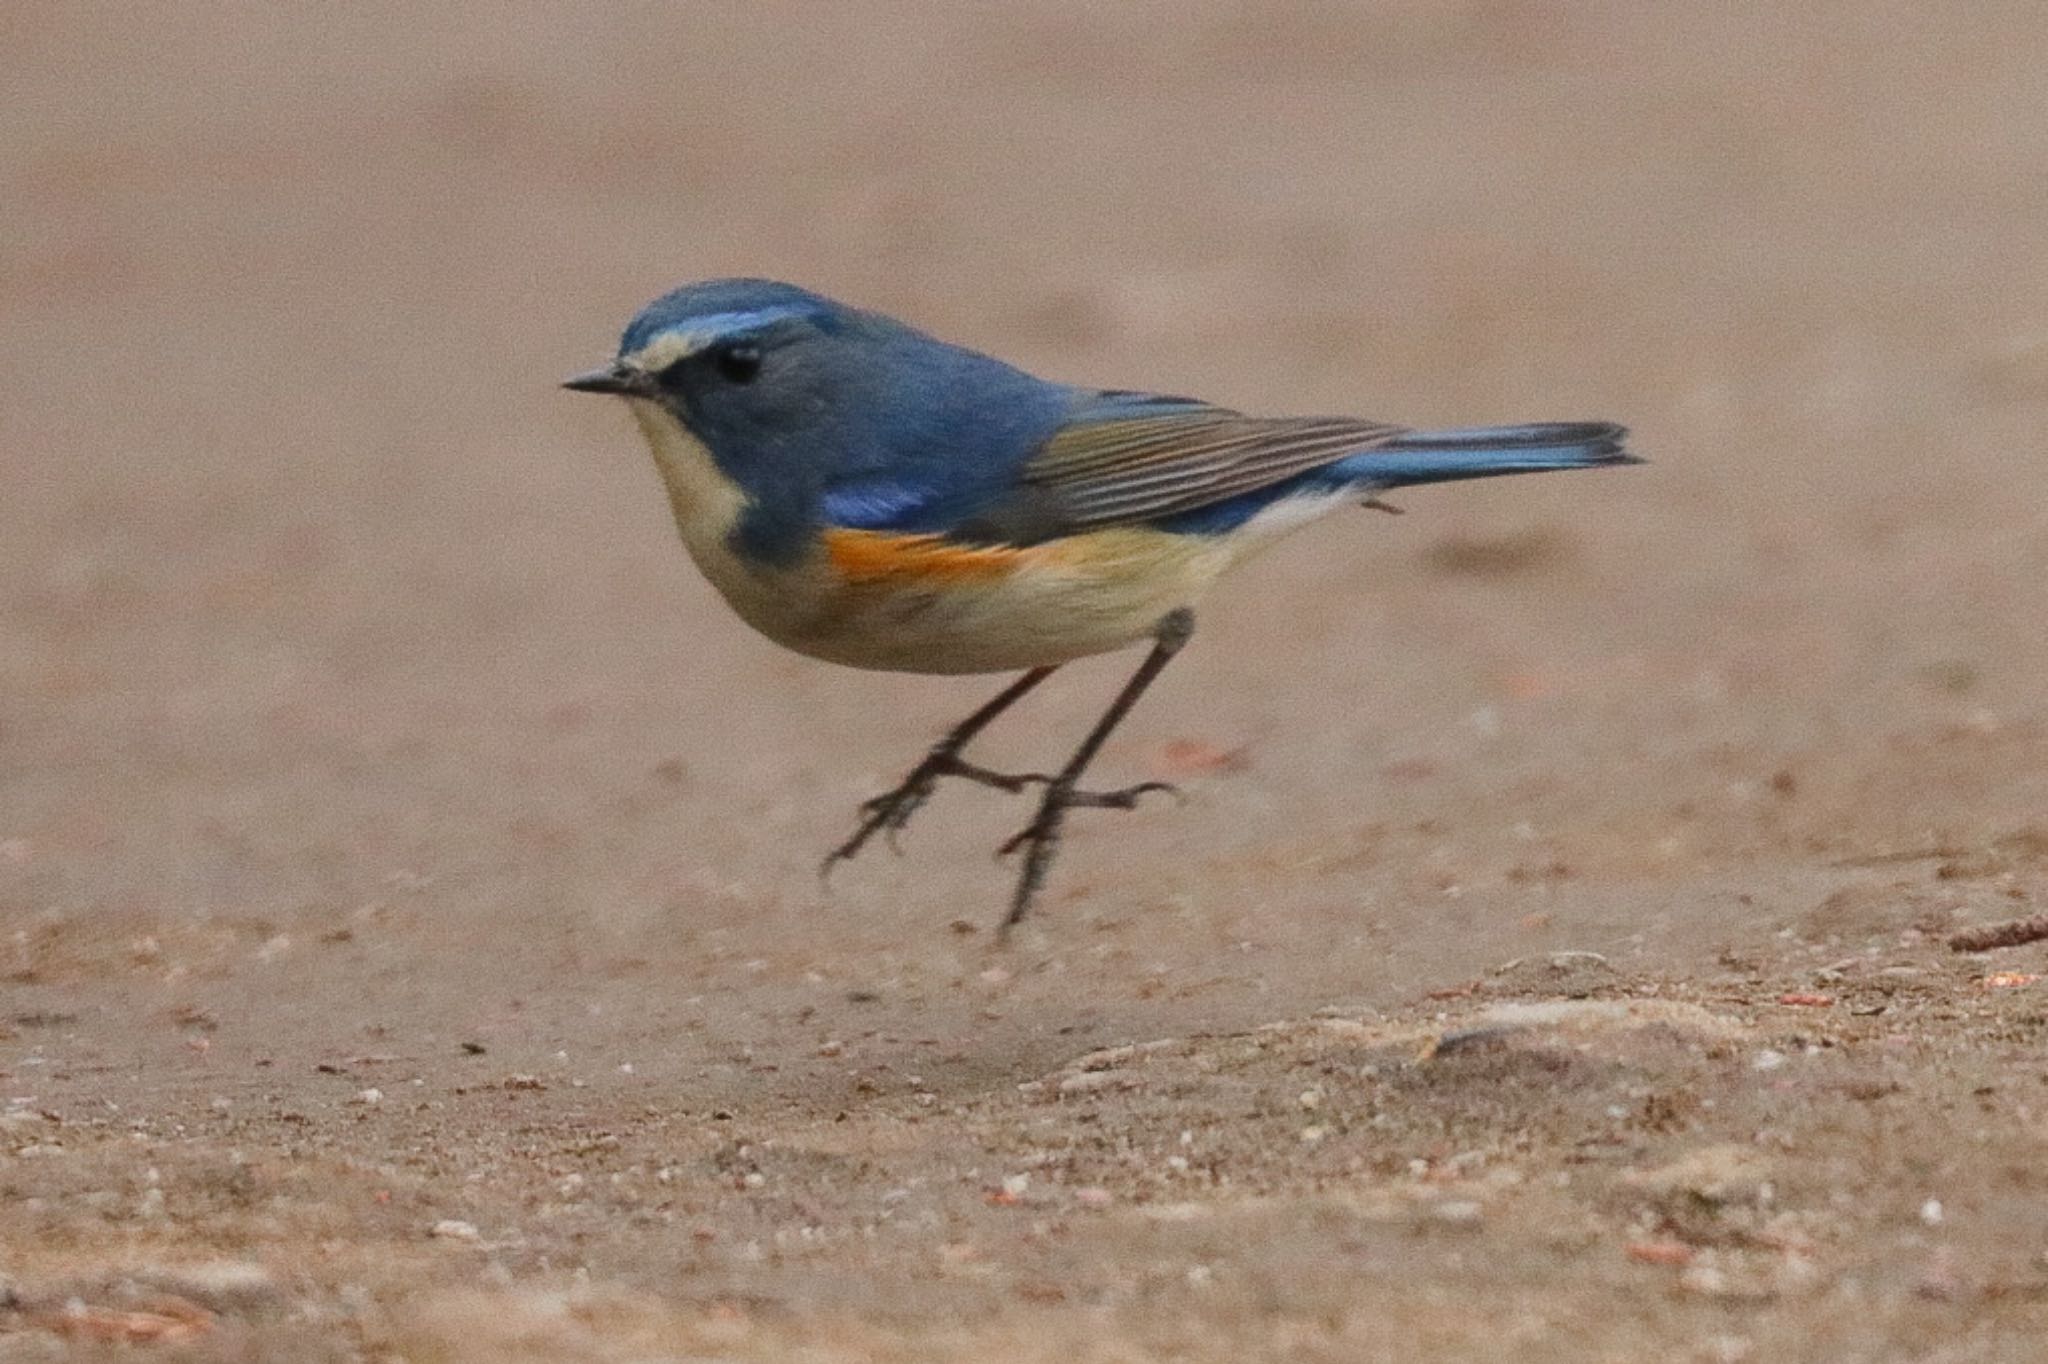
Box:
[628,401,827,646]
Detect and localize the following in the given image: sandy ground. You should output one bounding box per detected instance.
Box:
[7,3,2048,1359]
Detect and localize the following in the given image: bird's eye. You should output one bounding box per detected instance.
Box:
[713,342,763,384]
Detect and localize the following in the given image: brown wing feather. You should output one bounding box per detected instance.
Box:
[1018,407,1407,530]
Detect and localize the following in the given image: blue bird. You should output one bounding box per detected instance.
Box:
[565,279,1637,930]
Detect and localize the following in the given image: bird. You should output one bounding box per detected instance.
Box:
[565,278,1637,931]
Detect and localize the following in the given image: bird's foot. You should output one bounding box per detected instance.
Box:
[821,752,1052,876]
[994,779,1181,932]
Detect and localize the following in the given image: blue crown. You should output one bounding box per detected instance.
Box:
[620,278,841,355]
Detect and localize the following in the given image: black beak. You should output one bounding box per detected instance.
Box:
[561,363,642,396]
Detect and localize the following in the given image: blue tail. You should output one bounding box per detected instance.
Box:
[1333,422,1637,488]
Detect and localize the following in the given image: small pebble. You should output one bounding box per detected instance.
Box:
[138,1260,278,1311]
[1751,1050,1787,1072]
[1920,1198,1944,1226]
[352,1088,382,1106]
[430,1219,480,1242]
[1431,1200,1484,1227]
[1057,1070,1123,1095]
[1680,1264,1731,1298]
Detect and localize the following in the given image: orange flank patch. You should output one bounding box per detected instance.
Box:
[823,529,1029,584]
[823,526,1202,589]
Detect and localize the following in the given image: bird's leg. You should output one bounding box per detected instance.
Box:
[822,666,1058,874]
[996,608,1195,934]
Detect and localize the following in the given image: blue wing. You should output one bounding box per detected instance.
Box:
[821,390,1400,544]
[821,388,1631,545]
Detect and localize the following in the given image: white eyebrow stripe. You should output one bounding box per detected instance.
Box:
[624,305,811,371]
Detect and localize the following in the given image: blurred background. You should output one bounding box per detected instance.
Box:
[5,3,2048,1357]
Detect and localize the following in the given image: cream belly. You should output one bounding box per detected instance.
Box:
[796,533,1228,673]
[627,401,1347,675]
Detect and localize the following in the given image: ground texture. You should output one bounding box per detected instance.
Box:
[6,4,2048,1360]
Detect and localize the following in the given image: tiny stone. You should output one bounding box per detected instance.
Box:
[431,1219,481,1241]
[1431,1200,1484,1226]
[353,1088,382,1105]
[1680,1264,1732,1298]
[1058,1070,1123,1095]
[135,1260,279,1311]
[1920,1198,1944,1226]
[1751,1049,1787,1072]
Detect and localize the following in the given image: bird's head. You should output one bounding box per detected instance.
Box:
[563,278,875,452]
[566,279,1070,537]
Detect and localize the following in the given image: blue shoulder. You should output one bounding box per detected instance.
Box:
[817,379,1090,536]
[820,479,940,530]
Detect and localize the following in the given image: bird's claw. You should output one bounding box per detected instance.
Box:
[820,785,927,878]
[1065,779,1182,810]
[822,753,1053,879]
[993,780,1181,861]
